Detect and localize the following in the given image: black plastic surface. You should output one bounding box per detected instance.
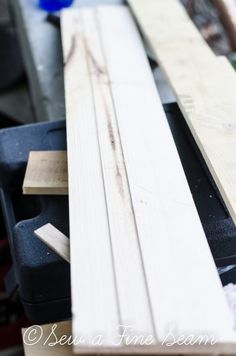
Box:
[0,120,71,323]
[165,104,236,269]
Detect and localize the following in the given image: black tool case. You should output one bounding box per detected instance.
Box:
[0,104,235,324]
[0,120,70,323]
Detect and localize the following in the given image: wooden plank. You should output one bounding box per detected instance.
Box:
[34,223,70,262]
[62,5,155,351]
[99,3,236,344]
[23,151,68,195]
[81,7,154,342]
[129,0,216,67]
[62,4,236,354]
[128,0,236,226]
[61,9,119,348]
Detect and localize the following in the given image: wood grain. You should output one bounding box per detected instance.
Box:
[62,8,119,348]
[82,8,154,341]
[61,4,236,353]
[23,151,68,195]
[128,0,236,226]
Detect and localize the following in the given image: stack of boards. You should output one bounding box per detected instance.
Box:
[23,0,236,354]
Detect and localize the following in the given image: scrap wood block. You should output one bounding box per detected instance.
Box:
[128,0,236,227]
[61,4,236,355]
[23,151,68,195]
